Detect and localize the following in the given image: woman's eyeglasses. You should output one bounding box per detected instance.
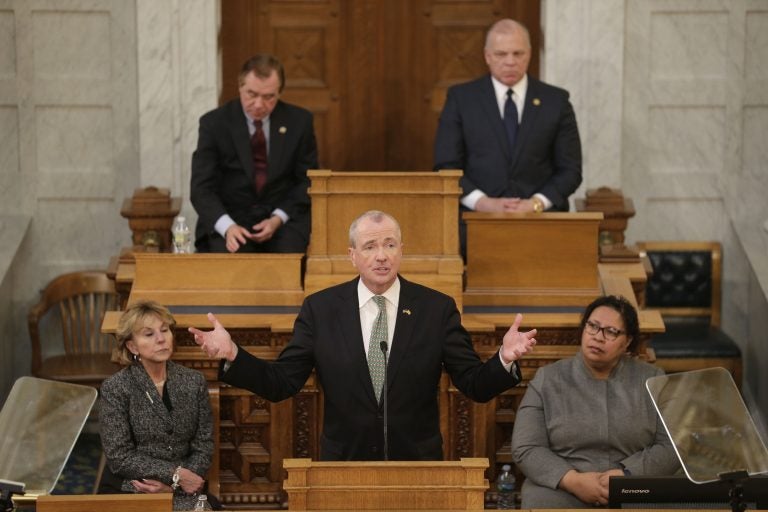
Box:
[584,320,625,341]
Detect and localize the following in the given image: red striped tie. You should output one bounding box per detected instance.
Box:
[251,120,267,193]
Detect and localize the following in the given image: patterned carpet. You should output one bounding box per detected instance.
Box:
[51,432,102,495]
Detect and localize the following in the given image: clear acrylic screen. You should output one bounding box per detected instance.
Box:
[0,377,97,494]
[646,367,768,483]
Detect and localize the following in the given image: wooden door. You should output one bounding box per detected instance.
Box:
[221,0,540,171]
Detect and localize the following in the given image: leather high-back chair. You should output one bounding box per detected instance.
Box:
[636,241,742,387]
[28,270,121,388]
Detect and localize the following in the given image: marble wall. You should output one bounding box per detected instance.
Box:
[135,0,219,222]
[0,0,218,402]
[0,215,29,402]
[541,0,626,194]
[1,0,139,398]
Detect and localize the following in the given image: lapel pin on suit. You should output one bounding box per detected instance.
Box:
[279,126,287,134]
[532,98,541,106]
[402,308,411,316]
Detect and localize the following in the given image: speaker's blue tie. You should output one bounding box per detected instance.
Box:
[504,88,518,150]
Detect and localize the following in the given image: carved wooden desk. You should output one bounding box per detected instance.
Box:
[102,305,663,510]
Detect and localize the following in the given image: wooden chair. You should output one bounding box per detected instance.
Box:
[28,270,121,388]
[636,241,742,387]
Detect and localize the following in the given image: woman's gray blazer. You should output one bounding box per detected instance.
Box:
[99,360,213,507]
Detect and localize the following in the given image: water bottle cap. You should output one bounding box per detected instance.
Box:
[502,464,511,471]
[198,494,207,500]
[177,216,186,222]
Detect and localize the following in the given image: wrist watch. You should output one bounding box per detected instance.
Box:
[531,196,544,213]
[171,466,181,490]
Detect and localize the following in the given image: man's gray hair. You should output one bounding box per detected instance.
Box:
[348,210,402,248]
[485,18,531,49]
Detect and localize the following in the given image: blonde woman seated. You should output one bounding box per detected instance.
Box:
[512,295,679,508]
[99,300,216,510]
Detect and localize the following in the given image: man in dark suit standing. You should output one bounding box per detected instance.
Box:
[434,19,582,255]
[189,210,537,461]
[191,54,318,253]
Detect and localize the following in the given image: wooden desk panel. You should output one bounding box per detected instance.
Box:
[283,458,488,510]
[463,212,604,306]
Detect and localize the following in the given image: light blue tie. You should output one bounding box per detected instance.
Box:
[368,295,387,402]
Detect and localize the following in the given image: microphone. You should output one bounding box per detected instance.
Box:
[379,340,389,461]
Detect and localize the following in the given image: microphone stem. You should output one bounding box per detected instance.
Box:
[380,341,389,461]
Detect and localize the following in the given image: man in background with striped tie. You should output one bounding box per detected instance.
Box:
[191,54,317,253]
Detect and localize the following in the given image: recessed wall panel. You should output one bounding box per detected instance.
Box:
[0,106,19,174]
[645,198,728,240]
[436,28,486,83]
[35,105,115,198]
[743,106,768,178]
[648,106,725,174]
[274,28,326,88]
[0,106,20,210]
[745,11,768,81]
[35,200,120,264]
[32,10,110,80]
[650,11,728,80]
[0,11,15,78]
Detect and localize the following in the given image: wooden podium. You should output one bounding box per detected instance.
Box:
[305,170,464,308]
[463,212,604,306]
[283,457,488,510]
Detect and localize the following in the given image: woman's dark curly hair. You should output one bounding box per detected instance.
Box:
[579,295,640,354]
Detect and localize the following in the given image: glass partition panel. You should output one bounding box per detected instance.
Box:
[646,367,768,483]
[0,377,97,495]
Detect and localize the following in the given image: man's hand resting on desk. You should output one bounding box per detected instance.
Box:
[224,215,283,251]
[475,196,540,213]
[500,313,537,364]
[189,313,239,361]
[224,224,253,253]
[475,196,521,212]
[250,215,283,243]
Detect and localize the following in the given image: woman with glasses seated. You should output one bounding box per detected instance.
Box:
[511,295,679,508]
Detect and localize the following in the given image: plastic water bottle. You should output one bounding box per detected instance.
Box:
[496,464,516,509]
[172,215,192,254]
[193,494,213,511]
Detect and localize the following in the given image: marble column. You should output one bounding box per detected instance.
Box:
[136,0,220,224]
[541,0,626,194]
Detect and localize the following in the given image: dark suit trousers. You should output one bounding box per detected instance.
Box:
[204,220,309,253]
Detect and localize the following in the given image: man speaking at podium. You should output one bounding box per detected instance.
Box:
[190,210,537,461]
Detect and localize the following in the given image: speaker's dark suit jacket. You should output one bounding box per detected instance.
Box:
[191,98,318,252]
[220,276,520,461]
[434,75,582,211]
